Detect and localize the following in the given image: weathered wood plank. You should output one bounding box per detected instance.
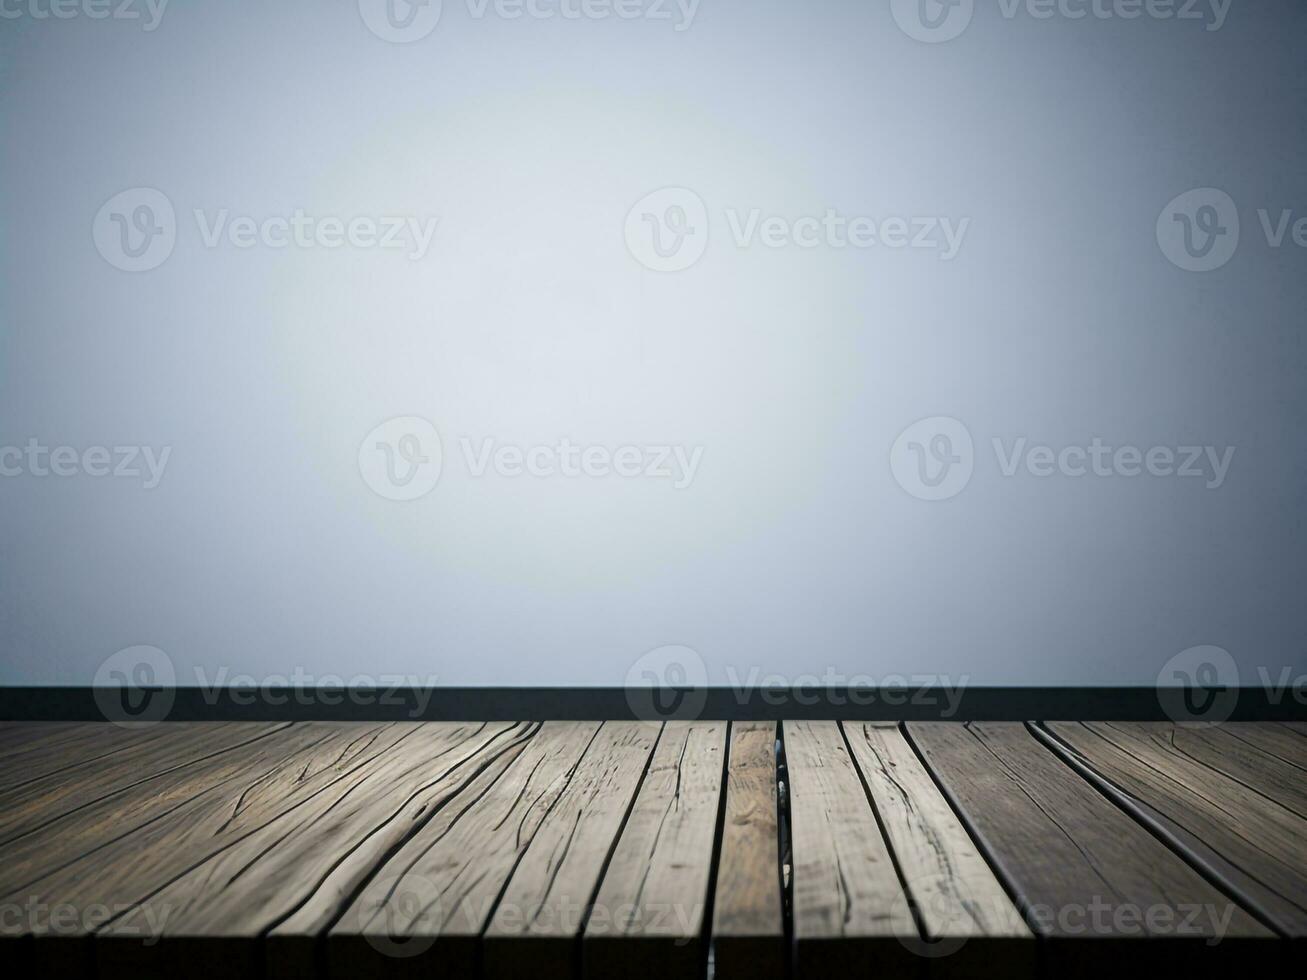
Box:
[583,721,726,980]
[0,722,293,843]
[1047,721,1307,937]
[0,722,172,789]
[842,721,1033,978]
[2,723,410,977]
[327,721,603,980]
[0,722,297,894]
[95,722,526,980]
[481,721,660,980]
[1140,723,1307,817]
[1218,722,1307,771]
[709,721,784,980]
[784,720,917,979]
[910,722,1274,979]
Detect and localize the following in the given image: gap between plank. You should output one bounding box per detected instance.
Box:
[1027,721,1289,940]
[82,723,420,935]
[572,721,668,977]
[898,721,1045,972]
[774,721,793,980]
[287,721,541,976]
[470,721,608,977]
[697,720,733,980]
[837,723,927,946]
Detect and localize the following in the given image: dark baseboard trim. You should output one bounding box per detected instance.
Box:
[0,686,1302,722]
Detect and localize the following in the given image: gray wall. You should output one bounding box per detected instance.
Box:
[1,1,1304,691]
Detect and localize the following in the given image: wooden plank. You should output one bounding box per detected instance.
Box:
[1047,721,1307,936]
[96,722,528,980]
[842,721,1033,979]
[0,722,295,894]
[910,723,1275,979]
[479,721,661,980]
[327,721,604,980]
[583,721,726,980]
[709,721,784,980]
[0,722,293,843]
[1138,723,1307,816]
[1217,722,1307,775]
[0,723,172,789]
[0,722,85,758]
[1,722,411,977]
[784,720,917,979]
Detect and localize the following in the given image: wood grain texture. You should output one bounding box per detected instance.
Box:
[709,721,785,980]
[96,722,527,980]
[843,721,1033,979]
[1047,721,1307,937]
[784,720,917,979]
[1144,723,1307,816]
[481,721,661,980]
[583,721,726,980]
[0,722,175,789]
[910,723,1274,979]
[3,720,1300,979]
[0,722,291,843]
[1218,722,1307,772]
[2,723,405,977]
[326,721,604,980]
[0,722,294,895]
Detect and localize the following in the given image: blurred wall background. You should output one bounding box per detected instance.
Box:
[1,0,1304,689]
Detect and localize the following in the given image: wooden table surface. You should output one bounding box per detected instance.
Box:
[0,720,1302,978]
